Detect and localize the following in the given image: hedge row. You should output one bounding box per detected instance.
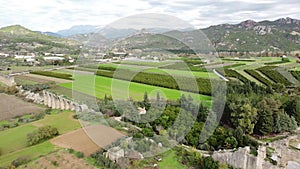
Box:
[244,69,273,86]
[264,59,290,65]
[224,69,250,84]
[257,66,292,86]
[158,62,207,72]
[95,69,214,95]
[31,71,73,80]
[290,71,300,81]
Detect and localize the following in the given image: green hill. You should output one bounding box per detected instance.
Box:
[0,25,80,54]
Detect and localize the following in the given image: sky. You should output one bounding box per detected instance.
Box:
[0,0,299,32]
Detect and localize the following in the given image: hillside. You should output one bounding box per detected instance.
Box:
[0,25,80,54]
[201,17,300,52]
[110,17,300,53]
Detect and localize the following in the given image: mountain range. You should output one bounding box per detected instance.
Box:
[1,17,300,53]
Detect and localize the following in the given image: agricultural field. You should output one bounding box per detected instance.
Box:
[18,150,97,169]
[0,111,82,167]
[0,93,45,121]
[60,75,212,104]
[51,125,125,156]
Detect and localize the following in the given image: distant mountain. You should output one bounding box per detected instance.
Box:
[98,27,194,39]
[35,31,63,37]
[0,25,80,54]
[200,17,300,52]
[56,25,102,37]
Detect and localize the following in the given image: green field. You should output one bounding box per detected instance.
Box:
[0,125,37,155]
[0,111,81,167]
[60,75,211,104]
[158,150,186,169]
[84,63,217,78]
[0,141,56,167]
[32,111,81,134]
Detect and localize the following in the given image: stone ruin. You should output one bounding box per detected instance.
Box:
[212,134,300,169]
[17,86,90,112]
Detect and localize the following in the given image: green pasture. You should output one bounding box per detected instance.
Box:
[60,75,212,105]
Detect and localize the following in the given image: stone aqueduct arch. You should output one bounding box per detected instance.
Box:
[38,90,86,112]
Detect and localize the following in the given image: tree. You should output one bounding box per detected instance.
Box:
[231,103,257,134]
[274,112,298,133]
[255,98,283,135]
[233,127,244,146]
[200,156,219,169]
[224,136,238,149]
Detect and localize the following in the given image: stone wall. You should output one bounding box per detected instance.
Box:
[212,134,300,169]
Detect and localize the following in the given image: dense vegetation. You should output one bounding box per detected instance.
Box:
[257,66,292,86]
[217,69,250,83]
[31,71,73,80]
[264,58,290,65]
[291,71,300,81]
[95,68,213,95]
[245,69,273,86]
[27,125,59,146]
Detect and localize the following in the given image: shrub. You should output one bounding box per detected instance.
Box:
[75,151,84,158]
[11,156,31,167]
[27,125,59,145]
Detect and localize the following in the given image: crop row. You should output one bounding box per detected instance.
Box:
[223,69,250,84]
[30,71,73,80]
[290,71,300,81]
[257,66,292,86]
[244,69,273,86]
[95,69,214,95]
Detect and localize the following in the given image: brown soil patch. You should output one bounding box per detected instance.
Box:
[51,125,125,156]
[19,150,97,169]
[0,93,45,121]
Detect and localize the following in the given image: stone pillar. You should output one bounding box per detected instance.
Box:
[51,94,56,109]
[59,96,65,110]
[65,100,70,110]
[70,102,76,111]
[47,92,52,108]
[55,95,60,109]
[43,91,48,106]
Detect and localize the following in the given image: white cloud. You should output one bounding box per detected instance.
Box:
[0,0,299,31]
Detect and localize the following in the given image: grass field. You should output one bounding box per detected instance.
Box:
[32,111,81,134]
[0,125,37,155]
[0,111,81,167]
[60,75,212,104]
[0,141,56,167]
[158,150,186,169]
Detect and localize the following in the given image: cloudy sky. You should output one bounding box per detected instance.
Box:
[0,0,299,32]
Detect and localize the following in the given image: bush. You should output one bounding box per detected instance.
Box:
[11,156,31,167]
[27,125,59,146]
[75,151,84,158]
